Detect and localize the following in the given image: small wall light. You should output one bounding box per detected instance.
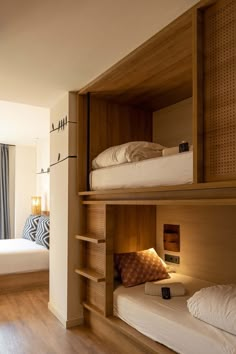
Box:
[31,196,42,215]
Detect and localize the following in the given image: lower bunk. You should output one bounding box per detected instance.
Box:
[84,273,236,354]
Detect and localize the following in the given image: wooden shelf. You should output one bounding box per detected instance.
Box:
[83,301,104,317]
[75,235,105,243]
[75,268,105,282]
[79,181,236,196]
[82,198,236,206]
[79,182,236,205]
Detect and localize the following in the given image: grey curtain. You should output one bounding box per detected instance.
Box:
[0,144,10,239]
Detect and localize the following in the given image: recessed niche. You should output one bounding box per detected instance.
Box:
[163,224,180,252]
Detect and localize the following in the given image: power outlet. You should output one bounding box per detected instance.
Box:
[165,254,180,264]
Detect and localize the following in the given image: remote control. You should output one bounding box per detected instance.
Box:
[161,287,171,300]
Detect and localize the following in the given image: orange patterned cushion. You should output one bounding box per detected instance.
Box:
[114,248,169,287]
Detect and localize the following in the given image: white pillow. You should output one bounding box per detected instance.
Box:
[187,284,236,335]
[92,141,165,170]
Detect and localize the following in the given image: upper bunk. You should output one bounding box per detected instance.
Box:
[77,0,236,204]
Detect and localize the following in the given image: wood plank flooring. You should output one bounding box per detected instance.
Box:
[0,287,115,354]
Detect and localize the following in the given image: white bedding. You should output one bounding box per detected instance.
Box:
[0,239,49,275]
[114,273,236,354]
[90,151,193,190]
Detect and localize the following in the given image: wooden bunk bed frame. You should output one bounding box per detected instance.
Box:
[75,0,236,352]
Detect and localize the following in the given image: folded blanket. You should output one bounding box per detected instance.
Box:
[145,281,186,297]
[92,141,165,170]
[162,145,193,157]
[162,146,179,157]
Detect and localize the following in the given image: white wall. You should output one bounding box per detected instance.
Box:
[153,97,192,147]
[49,93,81,328]
[14,146,36,238]
[49,93,69,321]
[36,137,50,211]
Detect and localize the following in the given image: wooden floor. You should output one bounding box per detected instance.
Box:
[0,287,117,354]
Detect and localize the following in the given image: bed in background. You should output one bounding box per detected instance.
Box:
[0,215,50,293]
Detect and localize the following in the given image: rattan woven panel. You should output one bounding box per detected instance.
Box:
[203,0,236,182]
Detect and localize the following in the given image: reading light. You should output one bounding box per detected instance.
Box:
[31,196,42,215]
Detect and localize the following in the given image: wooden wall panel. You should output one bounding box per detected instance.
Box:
[113,205,156,253]
[80,10,192,111]
[77,94,88,192]
[156,205,236,284]
[86,280,105,313]
[203,0,236,182]
[86,243,105,274]
[86,205,105,237]
[192,9,204,183]
[89,97,153,167]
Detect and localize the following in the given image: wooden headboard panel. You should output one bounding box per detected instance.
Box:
[156,205,236,284]
[89,96,153,167]
[85,205,156,254]
[113,206,156,253]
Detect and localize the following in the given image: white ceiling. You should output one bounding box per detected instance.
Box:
[0,100,49,145]
[0,0,198,108]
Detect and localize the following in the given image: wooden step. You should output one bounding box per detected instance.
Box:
[75,268,105,282]
[83,301,104,316]
[75,234,105,243]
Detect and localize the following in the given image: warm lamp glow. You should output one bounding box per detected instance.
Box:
[31,196,42,215]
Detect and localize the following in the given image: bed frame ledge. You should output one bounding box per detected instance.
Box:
[0,270,49,294]
[84,305,176,354]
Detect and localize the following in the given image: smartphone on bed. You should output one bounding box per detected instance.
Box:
[161,287,171,300]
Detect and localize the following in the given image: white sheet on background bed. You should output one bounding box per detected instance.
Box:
[90,151,193,190]
[114,273,236,354]
[0,239,49,274]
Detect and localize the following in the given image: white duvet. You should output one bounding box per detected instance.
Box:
[114,273,236,354]
[0,239,49,274]
[90,151,193,190]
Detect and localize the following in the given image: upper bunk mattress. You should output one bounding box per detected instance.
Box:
[0,239,49,275]
[90,151,193,190]
[114,273,236,354]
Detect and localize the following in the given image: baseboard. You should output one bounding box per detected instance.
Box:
[48,302,83,329]
[66,317,83,328]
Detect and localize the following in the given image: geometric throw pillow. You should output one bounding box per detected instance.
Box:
[114,248,169,287]
[22,215,41,241]
[35,216,50,249]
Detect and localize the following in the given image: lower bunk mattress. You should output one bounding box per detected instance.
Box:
[113,273,236,354]
[90,151,193,190]
[0,239,49,274]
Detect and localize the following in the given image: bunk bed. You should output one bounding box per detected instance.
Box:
[75,0,236,352]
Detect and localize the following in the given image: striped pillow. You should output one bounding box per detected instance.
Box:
[35,216,50,249]
[22,215,41,241]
